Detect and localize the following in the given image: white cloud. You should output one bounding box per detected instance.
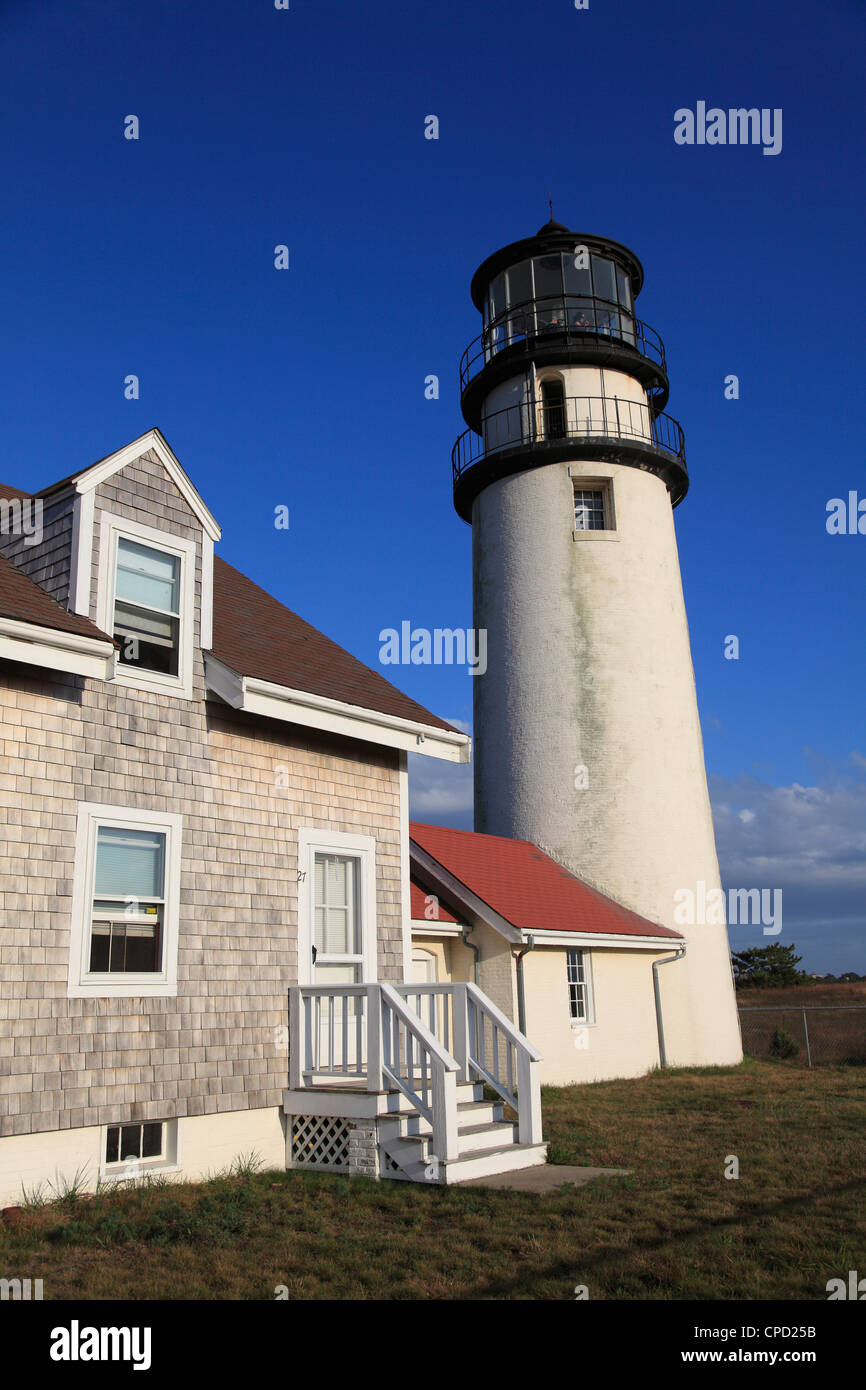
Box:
[710,754,866,972]
[408,717,473,829]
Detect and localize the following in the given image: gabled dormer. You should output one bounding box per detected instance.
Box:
[1,429,221,701]
[0,427,470,762]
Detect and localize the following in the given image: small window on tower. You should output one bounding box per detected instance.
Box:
[573,487,607,531]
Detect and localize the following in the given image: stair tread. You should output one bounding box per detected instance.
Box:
[447,1143,546,1163]
[457,1121,515,1137]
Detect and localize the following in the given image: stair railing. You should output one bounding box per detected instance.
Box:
[377,983,460,1162]
[465,983,544,1146]
[396,982,544,1147]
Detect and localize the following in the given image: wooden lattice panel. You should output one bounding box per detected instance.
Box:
[289,1115,350,1169]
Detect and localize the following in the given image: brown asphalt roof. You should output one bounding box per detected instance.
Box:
[210,557,457,733]
[0,551,113,643]
[1,457,460,732]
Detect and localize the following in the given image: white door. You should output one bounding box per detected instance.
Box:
[312,853,364,1071]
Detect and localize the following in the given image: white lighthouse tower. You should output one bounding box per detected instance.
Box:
[453,217,742,1066]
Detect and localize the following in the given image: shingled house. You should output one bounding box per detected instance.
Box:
[1,428,698,1198]
[0,430,558,1196]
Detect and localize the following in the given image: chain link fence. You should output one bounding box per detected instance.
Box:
[738,1007,866,1067]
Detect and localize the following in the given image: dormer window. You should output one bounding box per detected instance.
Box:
[114,538,181,676]
[96,513,197,699]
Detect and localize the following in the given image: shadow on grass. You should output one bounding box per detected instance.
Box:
[459,1174,865,1300]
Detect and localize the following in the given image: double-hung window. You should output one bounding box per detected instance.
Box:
[97,513,196,698]
[89,825,166,974]
[68,804,183,998]
[114,538,181,676]
[567,949,594,1024]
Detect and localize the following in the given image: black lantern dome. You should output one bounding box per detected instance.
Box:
[452,221,689,522]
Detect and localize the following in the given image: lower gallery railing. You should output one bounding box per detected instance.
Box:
[288,982,543,1163]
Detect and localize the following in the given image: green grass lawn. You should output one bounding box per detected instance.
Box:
[2,1058,864,1300]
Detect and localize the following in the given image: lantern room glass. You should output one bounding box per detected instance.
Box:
[483,251,637,356]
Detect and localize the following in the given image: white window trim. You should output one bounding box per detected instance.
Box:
[571,478,618,541]
[95,511,197,700]
[297,828,378,986]
[567,948,596,1027]
[67,802,184,999]
[99,1118,181,1182]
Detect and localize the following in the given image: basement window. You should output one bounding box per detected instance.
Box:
[101,1119,179,1179]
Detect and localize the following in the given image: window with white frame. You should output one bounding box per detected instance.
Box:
[105,1122,163,1167]
[114,537,181,676]
[96,513,196,698]
[567,949,593,1023]
[101,1118,179,1178]
[89,825,166,974]
[68,803,183,998]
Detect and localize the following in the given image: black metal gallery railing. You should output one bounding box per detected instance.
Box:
[460,296,667,394]
[452,394,686,483]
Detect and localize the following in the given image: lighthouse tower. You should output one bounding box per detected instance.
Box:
[453,218,742,1066]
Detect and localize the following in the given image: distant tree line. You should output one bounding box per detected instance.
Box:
[732,945,865,989]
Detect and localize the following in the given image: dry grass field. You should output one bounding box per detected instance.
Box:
[737,982,866,1065]
[1,1057,863,1300]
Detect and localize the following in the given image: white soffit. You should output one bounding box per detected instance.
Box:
[204,654,471,763]
[0,616,114,680]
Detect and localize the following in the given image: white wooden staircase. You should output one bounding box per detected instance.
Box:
[379,1078,546,1183]
[284,981,546,1184]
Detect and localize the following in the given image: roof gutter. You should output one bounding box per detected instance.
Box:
[0,615,116,680]
[653,946,686,1068]
[514,935,536,1034]
[204,655,470,763]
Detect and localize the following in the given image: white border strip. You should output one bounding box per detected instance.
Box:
[204,655,470,763]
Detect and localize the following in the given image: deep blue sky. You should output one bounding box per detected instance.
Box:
[1,0,863,971]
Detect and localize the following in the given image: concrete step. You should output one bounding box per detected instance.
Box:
[381,1129,545,1182]
[441,1144,548,1185]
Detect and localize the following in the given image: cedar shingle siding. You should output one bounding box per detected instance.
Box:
[0,450,404,1138]
[0,488,75,607]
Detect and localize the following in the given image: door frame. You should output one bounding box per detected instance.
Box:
[296,827,378,986]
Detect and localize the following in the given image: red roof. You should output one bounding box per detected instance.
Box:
[410,822,681,939]
[0,551,113,643]
[210,557,456,733]
[410,879,459,924]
